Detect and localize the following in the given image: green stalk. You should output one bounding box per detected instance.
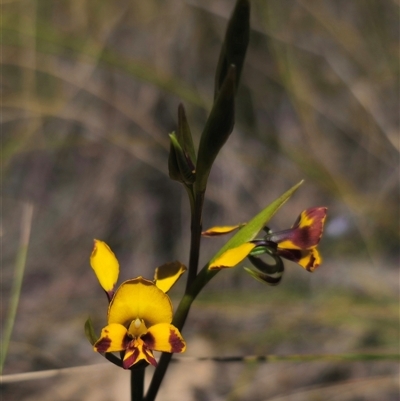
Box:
[185,191,205,292]
[1,203,34,374]
[131,368,145,401]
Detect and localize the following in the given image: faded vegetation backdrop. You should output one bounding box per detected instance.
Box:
[2,0,399,400]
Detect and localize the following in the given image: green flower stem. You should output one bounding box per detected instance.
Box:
[185,191,205,292]
[175,266,219,330]
[131,367,145,401]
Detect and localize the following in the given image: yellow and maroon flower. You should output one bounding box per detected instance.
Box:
[90,240,186,369]
[264,207,327,272]
[205,207,327,285]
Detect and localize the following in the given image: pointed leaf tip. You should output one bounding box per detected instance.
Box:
[214,0,250,98]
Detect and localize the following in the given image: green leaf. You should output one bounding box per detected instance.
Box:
[195,65,236,193]
[214,0,250,98]
[177,104,196,166]
[209,180,304,265]
[84,317,98,346]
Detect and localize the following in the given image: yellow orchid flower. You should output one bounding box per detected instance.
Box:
[90,240,187,368]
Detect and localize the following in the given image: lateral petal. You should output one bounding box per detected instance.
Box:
[202,224,244,237]
[94,323,129,353]
[209,242,256,270]
[142,323,186,354]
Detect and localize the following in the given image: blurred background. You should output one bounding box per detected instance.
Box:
[2,0,399,400]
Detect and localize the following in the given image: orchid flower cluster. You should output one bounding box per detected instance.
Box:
[85,1,327,400]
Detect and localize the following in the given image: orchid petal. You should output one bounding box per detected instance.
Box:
[123,338,157,368]
[268,207,327,250]
[277,247,322,272]
[90,240,119,297]
[108,278,173,327]
[202,224,244,237]
[209,242,256,270]
[94,323,129,353]
[154,261,187,293]
[142,323,186,354]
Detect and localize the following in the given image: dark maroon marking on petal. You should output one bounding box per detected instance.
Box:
[305,252,318,272]
[122,333,131,349]
[293,226,321,249]
[292,208,327,248]
[272,226,320,249]
[277,248,302,263]
[169,329,185,353]
[143,347,158,367]
[292,207,326,228]
[95,332,130,353]
[269,207,327,250]
[95,337,112,353]
[123,346,140,369]
[278,248,319,272]
[141,331,156,349]
[303,207,327,222]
